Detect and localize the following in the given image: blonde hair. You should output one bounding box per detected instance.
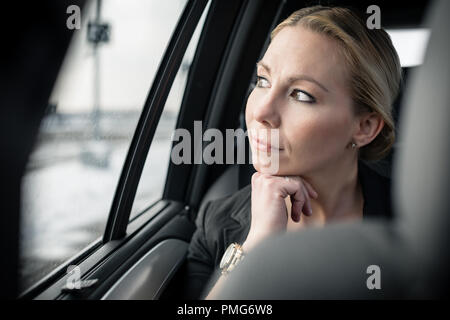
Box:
[271,5,402,161]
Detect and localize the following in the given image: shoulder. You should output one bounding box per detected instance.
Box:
[198,184,251,238]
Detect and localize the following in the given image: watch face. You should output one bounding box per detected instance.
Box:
[220,244,236,269]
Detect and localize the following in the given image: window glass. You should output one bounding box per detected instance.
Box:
[20,0,187,292]
[129,1,210,221]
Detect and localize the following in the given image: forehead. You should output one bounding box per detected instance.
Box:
[261,25,348,85]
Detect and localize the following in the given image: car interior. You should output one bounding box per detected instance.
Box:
[1,0,446,300]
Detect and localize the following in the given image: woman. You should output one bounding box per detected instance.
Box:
[181,5,402,299]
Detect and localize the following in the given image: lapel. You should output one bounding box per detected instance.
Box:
[221,185,252,247]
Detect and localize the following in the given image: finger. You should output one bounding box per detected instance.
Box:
[288,186,306,223]
[283,175,317,199]
[290,195,303,222]
[289,195,300,223]
[280,177,312,222]
[251,172,261,187]
[302,179,318,199]
[292,188,312,222]
[301,186,313,217]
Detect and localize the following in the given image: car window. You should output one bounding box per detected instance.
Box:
[129,3,210,221]
[20,0,187,293]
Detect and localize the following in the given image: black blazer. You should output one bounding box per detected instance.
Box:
[180,161,393,299]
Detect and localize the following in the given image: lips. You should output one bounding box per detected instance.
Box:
[249,131,283,152]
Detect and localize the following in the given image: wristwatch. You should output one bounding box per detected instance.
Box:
[220,243,245,275]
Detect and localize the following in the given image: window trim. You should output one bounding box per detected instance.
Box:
[163,0,247,204]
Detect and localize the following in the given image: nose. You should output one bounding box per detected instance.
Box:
[252,89,281,128]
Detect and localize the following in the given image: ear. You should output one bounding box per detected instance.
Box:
[352,112,384,147]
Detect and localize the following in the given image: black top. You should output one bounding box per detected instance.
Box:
[180,161,393,299]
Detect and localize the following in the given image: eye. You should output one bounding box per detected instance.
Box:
[255,76,270,88]
[292,89,316,103]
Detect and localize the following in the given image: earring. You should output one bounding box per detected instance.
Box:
[351,142,357,149]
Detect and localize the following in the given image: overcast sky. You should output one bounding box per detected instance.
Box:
[51,0,188,113]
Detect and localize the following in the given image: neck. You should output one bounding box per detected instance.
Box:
[289,157,363,228]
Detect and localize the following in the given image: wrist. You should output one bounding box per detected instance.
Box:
[243,228,272,252]
[242,237,259,252]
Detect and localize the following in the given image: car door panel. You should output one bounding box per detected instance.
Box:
[101,239,189,300]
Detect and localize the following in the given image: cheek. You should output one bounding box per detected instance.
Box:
[245,90,256,127]
[286,108,353,157]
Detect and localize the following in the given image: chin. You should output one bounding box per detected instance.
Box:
[251,160,282,175]
[252,157,310,177]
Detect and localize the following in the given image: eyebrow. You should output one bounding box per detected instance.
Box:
[256,60,330,93]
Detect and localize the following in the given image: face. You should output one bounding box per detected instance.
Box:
[246,25,358,176]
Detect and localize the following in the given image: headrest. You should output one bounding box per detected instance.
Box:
[393,0,450,294]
